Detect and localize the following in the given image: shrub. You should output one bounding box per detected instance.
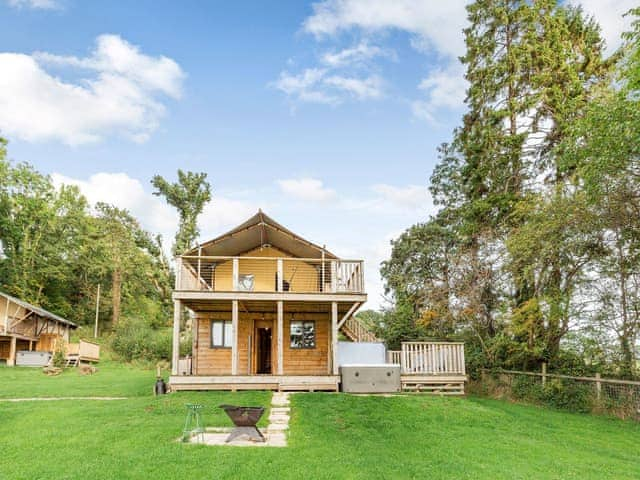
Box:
[541,379,593,413]
[110,318,173,362]
[511,375,544,402]
[52,339,67,368]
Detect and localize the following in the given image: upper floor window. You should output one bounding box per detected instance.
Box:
[290,320,315,349]
[211,320,232,348]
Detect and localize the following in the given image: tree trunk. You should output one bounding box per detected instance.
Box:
[112,269,122,327]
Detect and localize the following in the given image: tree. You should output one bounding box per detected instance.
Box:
[0,138,172,331]
[151,170,212,256]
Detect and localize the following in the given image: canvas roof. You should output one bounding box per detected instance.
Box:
[183,210,337,259]
[0,290,77,328]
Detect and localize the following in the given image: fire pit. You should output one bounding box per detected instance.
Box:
[219,405,266,443]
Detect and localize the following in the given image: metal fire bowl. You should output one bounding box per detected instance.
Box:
[219,405,266,443]
[219,405,265,426]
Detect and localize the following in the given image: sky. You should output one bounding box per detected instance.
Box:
[0,0,635,309]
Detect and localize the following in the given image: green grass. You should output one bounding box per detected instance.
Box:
[0,361,155,398]
[0,364,638,479]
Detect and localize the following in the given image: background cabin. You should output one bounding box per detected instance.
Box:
[0,291,77,366]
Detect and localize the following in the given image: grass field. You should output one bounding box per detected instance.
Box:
[0,363,638,480]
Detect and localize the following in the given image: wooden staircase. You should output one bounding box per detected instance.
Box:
[340,316,379,343]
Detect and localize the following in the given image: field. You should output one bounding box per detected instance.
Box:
[1,363,638,480]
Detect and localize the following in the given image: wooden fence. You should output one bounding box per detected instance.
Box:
[400,342,466,375]
[483,366,640,420]
[386,350,401,364]
[386,342,466,375]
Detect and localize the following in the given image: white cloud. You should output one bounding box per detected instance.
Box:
[51,172,178,243]
[272,68,338,105]
[412,63,467,123]
[371,184,430,212]
[277,177,337,202]
[7,0,58,9]
[0,34,185,145]
[198,198,258,241]
[321,42,395,67]
[272,68,383,104]
[51,172,256,254]
[572,0,636,54]
[324,74,383,99]
[303,0,468,58]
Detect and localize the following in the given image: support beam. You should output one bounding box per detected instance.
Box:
[337,302,361,330]
[277,300,283,375]
[277,259,283,292]
[3,298,10,334]
[9,311,34,331]
[231,300,239,375]
[171,300,181,376]
[7,336,17,367]
[232,258,239,291]
[331,301,338,375]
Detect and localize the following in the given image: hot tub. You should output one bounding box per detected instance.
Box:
[340,364,401,393]
[15,350,52,367]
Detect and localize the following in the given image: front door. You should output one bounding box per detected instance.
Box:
[254,321,272,374]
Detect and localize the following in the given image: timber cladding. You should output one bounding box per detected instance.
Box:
[212,246,320,293]
[193,310,330,376]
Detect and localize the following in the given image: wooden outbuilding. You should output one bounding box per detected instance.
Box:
[0,291,77,366]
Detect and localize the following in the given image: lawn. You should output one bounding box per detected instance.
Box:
[0,364,638,480]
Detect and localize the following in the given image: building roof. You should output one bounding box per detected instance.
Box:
[183,210,338,259]
[0,290,78,328]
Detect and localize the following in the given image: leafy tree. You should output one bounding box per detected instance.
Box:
[151,170,212,256]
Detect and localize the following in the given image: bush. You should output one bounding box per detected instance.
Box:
[110,318,173,362]
[52,339,67,368]
[541,379,593,413]
[511,375,544,402]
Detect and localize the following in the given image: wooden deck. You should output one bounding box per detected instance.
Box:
[169,375,340,392]
[400,375,467,395]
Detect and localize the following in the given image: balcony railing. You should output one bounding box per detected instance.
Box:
[176,256,365,294]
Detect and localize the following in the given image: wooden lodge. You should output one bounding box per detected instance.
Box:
[170,210,368,391]
[170,210,467,393]
[0,291,77,366]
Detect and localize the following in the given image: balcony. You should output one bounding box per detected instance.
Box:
[176,255,365,294]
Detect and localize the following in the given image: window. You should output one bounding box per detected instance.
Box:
[290,320,315,349]
[211,320,232,348]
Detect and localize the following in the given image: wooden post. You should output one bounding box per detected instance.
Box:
[8,336,16,366]
[94,284,101,338]
[175,257,182,290]
[330,261,337,293]
[277,300,283,375]
[171,300,181,376]
[232,258,239,291]
[277,259,283,292]
[595,372,602,401]
[231,300,239,375]
[321,246,326,292]
[197,247,202,285]
[3,297,10,334]
[541,362,547,387]
[331,302,338,375]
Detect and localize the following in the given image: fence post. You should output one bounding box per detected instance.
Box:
[595,372,601,401]
[541,362,547,387]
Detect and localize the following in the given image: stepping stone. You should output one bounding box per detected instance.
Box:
[267,433,287,447]
[267,423,289,432]
[271,407,290,414]
[268,414,290,424]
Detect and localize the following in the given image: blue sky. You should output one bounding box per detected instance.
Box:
[0,0,634,308]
